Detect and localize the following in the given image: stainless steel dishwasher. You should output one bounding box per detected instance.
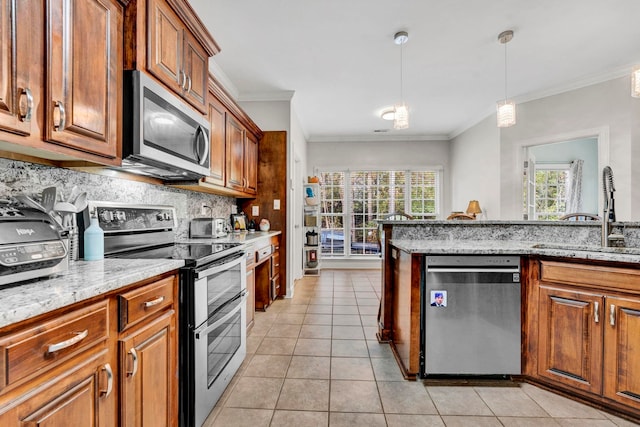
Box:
[421,255,521,377]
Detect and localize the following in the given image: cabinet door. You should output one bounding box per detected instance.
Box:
[537,285,603,395]
[182,30,208,113]
[46,0,120,159]
[244,132,258,195]
[119,310,176,427]
[147,0,183,95]
[603,295,640,406]
[226,114,245,192]
[0,0,34,136]
[206,95,226,186]
[0,350,114,426]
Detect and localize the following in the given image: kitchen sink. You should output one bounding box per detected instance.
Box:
[531,243,640,256]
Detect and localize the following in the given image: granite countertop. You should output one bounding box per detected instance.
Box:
[0,258,184,329]
[183,230,281,246]
[391,239,640,264]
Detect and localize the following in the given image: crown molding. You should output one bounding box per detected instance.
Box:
[308,134,449,143]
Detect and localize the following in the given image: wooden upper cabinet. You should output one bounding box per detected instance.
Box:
[147,0,208,113]
[226,114,245,192]
[207,94,226,186]
[244,132,258,195]
[0,0,35,136]
[45,0,122,159]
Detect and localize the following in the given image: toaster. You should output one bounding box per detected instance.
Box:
[189,218,227,238]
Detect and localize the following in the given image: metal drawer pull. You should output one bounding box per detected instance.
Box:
[127,348,139,377]
[144,296,165,308]
[101,363,113,397]
[610,304,616,326]
[53,101,65,130]
[47,329,88,354]
[594,301,599,323]
[19,87,33,121]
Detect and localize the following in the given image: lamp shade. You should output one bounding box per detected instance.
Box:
[497,100,516,127]
[632,66,640,98]
[466,200,482,216]
[393,103,409,129]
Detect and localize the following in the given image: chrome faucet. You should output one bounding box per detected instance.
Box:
[602,166,616,246]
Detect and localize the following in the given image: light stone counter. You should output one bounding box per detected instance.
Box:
[183,230,281,246]
[0,258,184,329]
[391,239,640,264]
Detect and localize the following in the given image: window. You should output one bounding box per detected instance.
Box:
[318,169,440,257]
[534,164,570,220]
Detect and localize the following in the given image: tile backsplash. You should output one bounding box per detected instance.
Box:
[0,158,235,239]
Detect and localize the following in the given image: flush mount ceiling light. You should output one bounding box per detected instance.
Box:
[497,30,516,128]
[380,108,395,120]
[393,31,409,129]
[632,65,640,97]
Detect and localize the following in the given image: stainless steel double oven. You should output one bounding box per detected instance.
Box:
[82,202,246,427]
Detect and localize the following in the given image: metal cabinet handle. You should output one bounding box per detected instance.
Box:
[179,70,185,89]
[47,329,88,354]
[594,301,599,323]
[127,348,139,377]
[610,304,616,326]
[53,101,66,130]
[19,88,33,121]
[101,363,113,397]
[186,74,192,93]
[144,296,165,308]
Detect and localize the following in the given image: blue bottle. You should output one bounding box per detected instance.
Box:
[84,213,104,261]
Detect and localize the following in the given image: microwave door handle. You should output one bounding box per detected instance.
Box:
[195,125,209,166]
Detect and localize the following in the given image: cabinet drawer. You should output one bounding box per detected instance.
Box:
[119,276,175,332]
[0,301,109,391]
[256,245,272,263]
[245,246,256,269]
[271,251,280,277]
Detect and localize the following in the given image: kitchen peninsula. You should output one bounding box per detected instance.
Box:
[379,219,640,423]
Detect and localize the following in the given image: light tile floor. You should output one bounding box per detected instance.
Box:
[203,269,639,427]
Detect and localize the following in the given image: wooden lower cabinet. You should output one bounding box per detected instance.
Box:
[0,349,114,426]
[119,310,176,427]
[0,273,179,426]
[529,259,640,419]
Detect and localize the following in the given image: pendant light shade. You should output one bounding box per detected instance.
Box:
[497,99,516,128]
[632,65,640,98]
[393,31,409,130]
[497,30,516,128]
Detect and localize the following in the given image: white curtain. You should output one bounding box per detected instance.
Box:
[565,159,584,214]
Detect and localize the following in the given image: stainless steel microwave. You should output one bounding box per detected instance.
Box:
[121,70,210,181]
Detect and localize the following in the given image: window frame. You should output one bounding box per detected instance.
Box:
[317,168,442,258]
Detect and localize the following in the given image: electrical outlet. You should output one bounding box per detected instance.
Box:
[273,199,280,210]
[252,205,259,216]
[200,203,209,216]
[231,205,238,214]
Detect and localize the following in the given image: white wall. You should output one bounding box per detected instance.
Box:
[500,76,633,220]
[450,115,500,219]
[308,139,451,218]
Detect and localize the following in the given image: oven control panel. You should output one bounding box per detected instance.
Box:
[89,202,176,234]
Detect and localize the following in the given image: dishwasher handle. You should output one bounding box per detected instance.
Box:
[426,267,520,274]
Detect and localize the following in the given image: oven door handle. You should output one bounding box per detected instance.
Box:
[194,292,247,339]
[426,267,520,274]
[195,251,245,279]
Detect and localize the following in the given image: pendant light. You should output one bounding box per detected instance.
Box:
[393,31,409,129]
[632,65,640,98]
[497,30,516,128]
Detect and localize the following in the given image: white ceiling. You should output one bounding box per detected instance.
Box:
[189,0,640,142]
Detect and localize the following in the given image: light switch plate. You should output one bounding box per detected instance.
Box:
[231,205,238,214]
[273,199,280,210]
[252,205,259,216]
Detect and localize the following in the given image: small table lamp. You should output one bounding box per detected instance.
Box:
[466,200,482,218]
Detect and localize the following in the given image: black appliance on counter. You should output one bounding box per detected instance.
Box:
[0,204,68,287]
[81,201,246,427]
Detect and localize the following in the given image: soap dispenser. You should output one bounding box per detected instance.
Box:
[84,208,104,261]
